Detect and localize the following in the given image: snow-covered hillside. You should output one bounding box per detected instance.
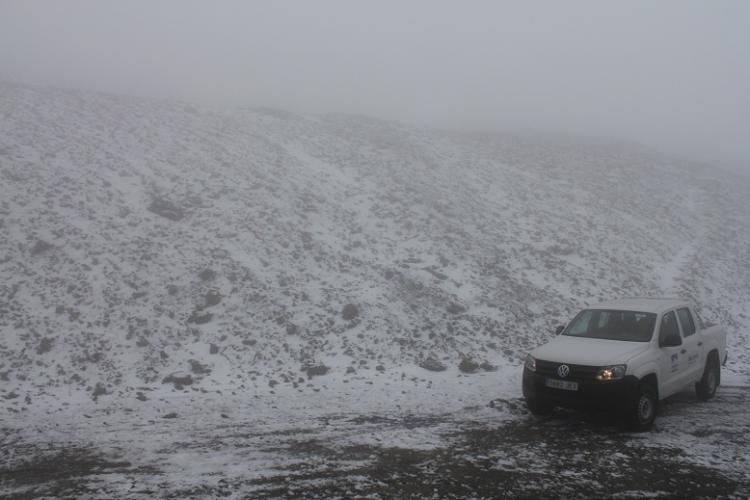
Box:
[1,80,749,403]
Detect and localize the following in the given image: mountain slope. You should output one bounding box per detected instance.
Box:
[1,81,749,400]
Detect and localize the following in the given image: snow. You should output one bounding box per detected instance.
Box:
[1,81,750,497]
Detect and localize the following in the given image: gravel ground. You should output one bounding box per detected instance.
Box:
[1,386,749,499]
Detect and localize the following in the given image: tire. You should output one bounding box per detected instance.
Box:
[626,383,657,431]
[696,357,720,401]
[526,398,554,416]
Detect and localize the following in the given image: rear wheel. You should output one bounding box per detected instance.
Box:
[525,398,554,416]
[696,357,719,400]
[626,383,657,431]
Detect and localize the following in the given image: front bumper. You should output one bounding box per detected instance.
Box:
[522,367,639,412]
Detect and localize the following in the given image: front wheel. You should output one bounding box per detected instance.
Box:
[626,384,657,431]
[525,398,554,416]
[696,358,719,401]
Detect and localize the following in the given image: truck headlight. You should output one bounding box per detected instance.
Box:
[524,354,537,372]
[596,365,626,381]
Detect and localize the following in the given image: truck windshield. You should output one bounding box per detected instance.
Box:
[563,309,656,342]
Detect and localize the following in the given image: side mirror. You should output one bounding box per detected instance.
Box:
[659,332,681,348]
[555,325,566,335]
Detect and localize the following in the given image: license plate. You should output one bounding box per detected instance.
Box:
[545,378,578,391]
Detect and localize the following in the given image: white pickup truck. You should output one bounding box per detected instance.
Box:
[522,298,727,430]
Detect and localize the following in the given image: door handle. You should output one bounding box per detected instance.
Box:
[681,349,687,354]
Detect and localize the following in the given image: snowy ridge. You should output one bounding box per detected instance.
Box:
[1,80,749,405]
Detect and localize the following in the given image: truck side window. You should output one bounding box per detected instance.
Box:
[693,309,706,330]
[659,311,681,345]
[677,308,696,337]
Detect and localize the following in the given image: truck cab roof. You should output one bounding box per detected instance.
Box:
[587,297,690,314]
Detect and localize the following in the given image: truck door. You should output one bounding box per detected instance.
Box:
[676,307,702,383]
[657,310,685,398]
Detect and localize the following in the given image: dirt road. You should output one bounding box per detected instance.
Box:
[2,386,749,499]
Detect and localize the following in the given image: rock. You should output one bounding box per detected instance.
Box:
[147,197,184,221]
[135,392,148,401]
[346,366,356,375]
[36,337,54,355]
[162,372,194,389]
[189,359,211,375]
[424,267,448,280]
[204,289,222,307]
[209,343,219,355]
[91,383,108,401]
[30,239,54,256]
[458,357,480,374]
[303,364,329,378]
[163,412,178,419]
[286,323,298,335]
[375,365,386,373]
[198,268,216,281]
[187,311,213,325]
[480,361,498,372]
[342,303,359,320]
[268,379,278,388]
[419,357,447,372]
[447,303,467,315]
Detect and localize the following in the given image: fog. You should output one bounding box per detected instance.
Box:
[1,0,748,171]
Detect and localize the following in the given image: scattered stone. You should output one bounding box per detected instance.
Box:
[3,392,19,400]
[376,364,386,373]
[147,197,184,221]
[209,343,219,355]
[221,413,229,419]
[163,412,178,419]
[268,379,278,388]
[286,323,298,335]
[346,366,356,375]
[342,303,359,320]
[458,357,480,374]
[135,392,148,401]
[447,303,467,315]
[419,357,447,372]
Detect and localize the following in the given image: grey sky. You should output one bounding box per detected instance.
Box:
[1,1,748,170]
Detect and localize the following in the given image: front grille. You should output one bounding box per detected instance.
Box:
[536,359,599,382]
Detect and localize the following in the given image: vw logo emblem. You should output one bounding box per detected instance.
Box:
[557,364,570,378]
